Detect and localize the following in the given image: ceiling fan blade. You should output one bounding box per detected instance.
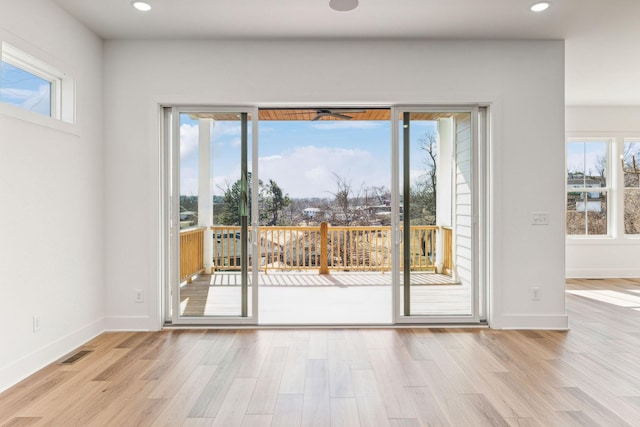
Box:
[312,112,353,121]
[327,112,353,120]
[328,109,366,113]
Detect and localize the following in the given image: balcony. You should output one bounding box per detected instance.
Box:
[181,224,452,280]
[178,224,462,323]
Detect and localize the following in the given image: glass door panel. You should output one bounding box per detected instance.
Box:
[395,108,478,322]
[170,109,256,324]
[255,108,393,324]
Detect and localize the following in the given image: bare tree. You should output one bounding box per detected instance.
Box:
[594,155,607,184]
[369,185,391,205]
[419,131,438,200]
[623,143,640,234]
[410,131,438,225]
[328,171,363,226]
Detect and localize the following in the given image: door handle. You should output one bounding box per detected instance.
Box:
[396,229,403,245]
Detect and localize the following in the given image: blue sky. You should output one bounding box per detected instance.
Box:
[566,141,607,179]
[180,113,437,198]
[0,61,51,116]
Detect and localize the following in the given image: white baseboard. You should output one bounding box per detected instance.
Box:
[0,318,104,393]
[491,314,569,330]
[566,268,640,279]
[104,316,153,331]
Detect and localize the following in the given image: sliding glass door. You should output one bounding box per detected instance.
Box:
[393,107,481,323]
[163,105,485,325]
[168,107,258,324]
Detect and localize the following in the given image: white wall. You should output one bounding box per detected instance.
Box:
[566,106,640,278]
[103,39,567,330]
[0,0,104,392]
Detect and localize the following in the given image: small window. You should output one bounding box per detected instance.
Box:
[623,140,640,235]
[0,61,53,117]
[566,140,610,236]
[0,42,73,123]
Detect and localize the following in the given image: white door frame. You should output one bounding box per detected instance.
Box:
[162,104,486,326]
[391,105,483,324]
[167,106,259,325]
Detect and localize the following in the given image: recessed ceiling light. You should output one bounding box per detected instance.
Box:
[131,1,152,12]
[530,2,550,12]
[329,0,359,12]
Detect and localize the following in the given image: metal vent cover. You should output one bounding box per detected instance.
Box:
[60,350,93,365]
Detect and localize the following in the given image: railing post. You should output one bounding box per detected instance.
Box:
[320,222,329,275]
[435,226,444,273]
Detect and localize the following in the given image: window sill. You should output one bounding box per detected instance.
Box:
[566,236,640,246]
[0,102,78,136]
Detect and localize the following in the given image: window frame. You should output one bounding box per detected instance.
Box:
[623,138,640,237]
[565,138,613,238]
[0,41,74,125]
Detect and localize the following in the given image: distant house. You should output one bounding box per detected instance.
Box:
[567,174,605,212]
[567,173,604,199]
[179,211,196,221]
[303,207,324,220]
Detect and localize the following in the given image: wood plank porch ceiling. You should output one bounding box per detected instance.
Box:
[190,110,457,121]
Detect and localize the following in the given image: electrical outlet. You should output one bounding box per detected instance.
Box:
[531,212,550,225]
[531,287,541,301]
[135,289,144,303]
[33,315,40,333]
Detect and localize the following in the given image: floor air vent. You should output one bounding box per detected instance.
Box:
[60,350,92,365]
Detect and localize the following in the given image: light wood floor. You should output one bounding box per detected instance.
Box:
[1,278,640,426]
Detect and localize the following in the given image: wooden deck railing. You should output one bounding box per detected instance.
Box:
[257,225,323,272]
[442,226,453,274]
[180,227,206,282]
[209,224,447,274]
[402,226,437,271]
[326,226,392,271]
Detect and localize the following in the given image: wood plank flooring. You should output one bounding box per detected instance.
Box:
[1,278,640,426]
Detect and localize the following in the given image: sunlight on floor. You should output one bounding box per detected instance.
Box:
[567,289,640,309]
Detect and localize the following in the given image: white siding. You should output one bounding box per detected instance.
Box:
[454,114,473,292]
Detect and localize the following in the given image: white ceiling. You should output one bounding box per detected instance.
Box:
[53,0,640,106]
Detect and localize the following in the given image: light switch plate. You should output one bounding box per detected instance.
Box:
[531,212,550,225]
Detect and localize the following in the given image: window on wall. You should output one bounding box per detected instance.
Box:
[0,42,73,123]
[0,61,52,116]
[566,140,609,236]
[623,140,640,235]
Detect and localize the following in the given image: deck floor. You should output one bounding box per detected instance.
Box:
[179,272,471,324]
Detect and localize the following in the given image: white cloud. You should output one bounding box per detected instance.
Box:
[0,87,39,100]
[180,123,199,159]
[0,84,51,115]
[21,85,49,111]
[212,121,242,139]
[261,154,283,161]
[258,145,390,198]
[180,166,199,197]
[181,122,243,160]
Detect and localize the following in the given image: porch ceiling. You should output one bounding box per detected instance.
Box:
[190,109,460,121]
